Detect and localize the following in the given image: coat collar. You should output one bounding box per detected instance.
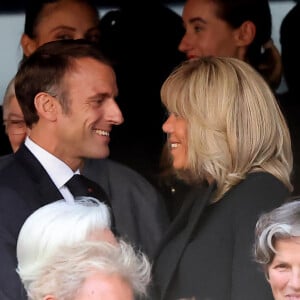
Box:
[154,182,216,299]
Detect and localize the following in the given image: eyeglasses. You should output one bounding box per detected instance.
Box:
[3,119,27,135]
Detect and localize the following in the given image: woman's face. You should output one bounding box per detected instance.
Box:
[162,113,188,170]
[178,0,244,60]
[22,0,100,56]
[267,237,300,300]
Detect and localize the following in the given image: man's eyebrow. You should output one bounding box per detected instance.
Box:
[189,17,207,25]
[89,89,119,99]
[86,93,113,102]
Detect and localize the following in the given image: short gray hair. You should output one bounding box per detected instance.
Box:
[254,200,300,273]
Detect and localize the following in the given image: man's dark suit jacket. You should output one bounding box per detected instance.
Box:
[0,144,169,300]
[152,172,290,300]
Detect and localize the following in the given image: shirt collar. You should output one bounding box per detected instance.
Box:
[25,136,79,189]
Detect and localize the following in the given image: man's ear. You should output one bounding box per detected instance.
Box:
[234,21,256,47]
[34,92,58,122]
[21,33,38,57]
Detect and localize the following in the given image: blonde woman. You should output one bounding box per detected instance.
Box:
[153,56,293,300]
[159,0,283,218]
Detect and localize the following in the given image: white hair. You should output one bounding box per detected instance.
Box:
[16,196,111,285]
[19,240,151,300]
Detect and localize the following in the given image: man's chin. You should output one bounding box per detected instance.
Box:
[90,148,110,159]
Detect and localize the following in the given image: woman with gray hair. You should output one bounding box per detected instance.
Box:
[254,199,300,300]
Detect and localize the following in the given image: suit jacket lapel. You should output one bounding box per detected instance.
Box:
[156,182,216,300]
[15,144,63,207]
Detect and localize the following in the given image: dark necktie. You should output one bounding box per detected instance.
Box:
[65,174,109,203]
[65,174,117,233]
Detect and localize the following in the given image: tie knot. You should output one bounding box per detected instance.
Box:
[65,174,117,236]
[65,174,109,204]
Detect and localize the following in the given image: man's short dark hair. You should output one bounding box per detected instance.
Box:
[15,39,111,126]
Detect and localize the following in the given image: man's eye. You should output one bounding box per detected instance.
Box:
[90,99,104,107]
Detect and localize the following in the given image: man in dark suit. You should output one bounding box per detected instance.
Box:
[0,39,169,300]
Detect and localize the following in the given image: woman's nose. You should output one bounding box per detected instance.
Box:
[162,114,175,133]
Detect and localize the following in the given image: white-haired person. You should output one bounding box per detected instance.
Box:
[16,196,151,300]
[17,240,151,300]
[16,196,116,263]
[15,196,116,298]
[254,199,300,300]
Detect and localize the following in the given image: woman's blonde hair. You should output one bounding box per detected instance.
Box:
[161,56,293,201]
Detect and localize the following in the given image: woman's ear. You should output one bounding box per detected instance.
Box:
[234,21,256,47]
[34,92,58,122]
[21,33,38,57]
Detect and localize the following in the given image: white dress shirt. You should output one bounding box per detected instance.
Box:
[25,137,79,203]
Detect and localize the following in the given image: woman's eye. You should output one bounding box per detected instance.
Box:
[274,263,289,271]
[196,27,203,33]
[86,34,101,44]
[56,34,73,40]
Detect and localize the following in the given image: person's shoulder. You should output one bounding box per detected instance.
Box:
[224,172,289,209]
[84,158,160,195]
[216,173,289,229]
[106,158,151,180]
[235,172,288,196]
[233,171,283,187]
[0,154,14,171]
[0,149,37,189]
[86,158,150,181]
[0,154,21,182]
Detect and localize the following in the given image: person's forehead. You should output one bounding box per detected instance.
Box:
[64,57,113,79]
[77,272,133,300]
[37,1,97,23]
